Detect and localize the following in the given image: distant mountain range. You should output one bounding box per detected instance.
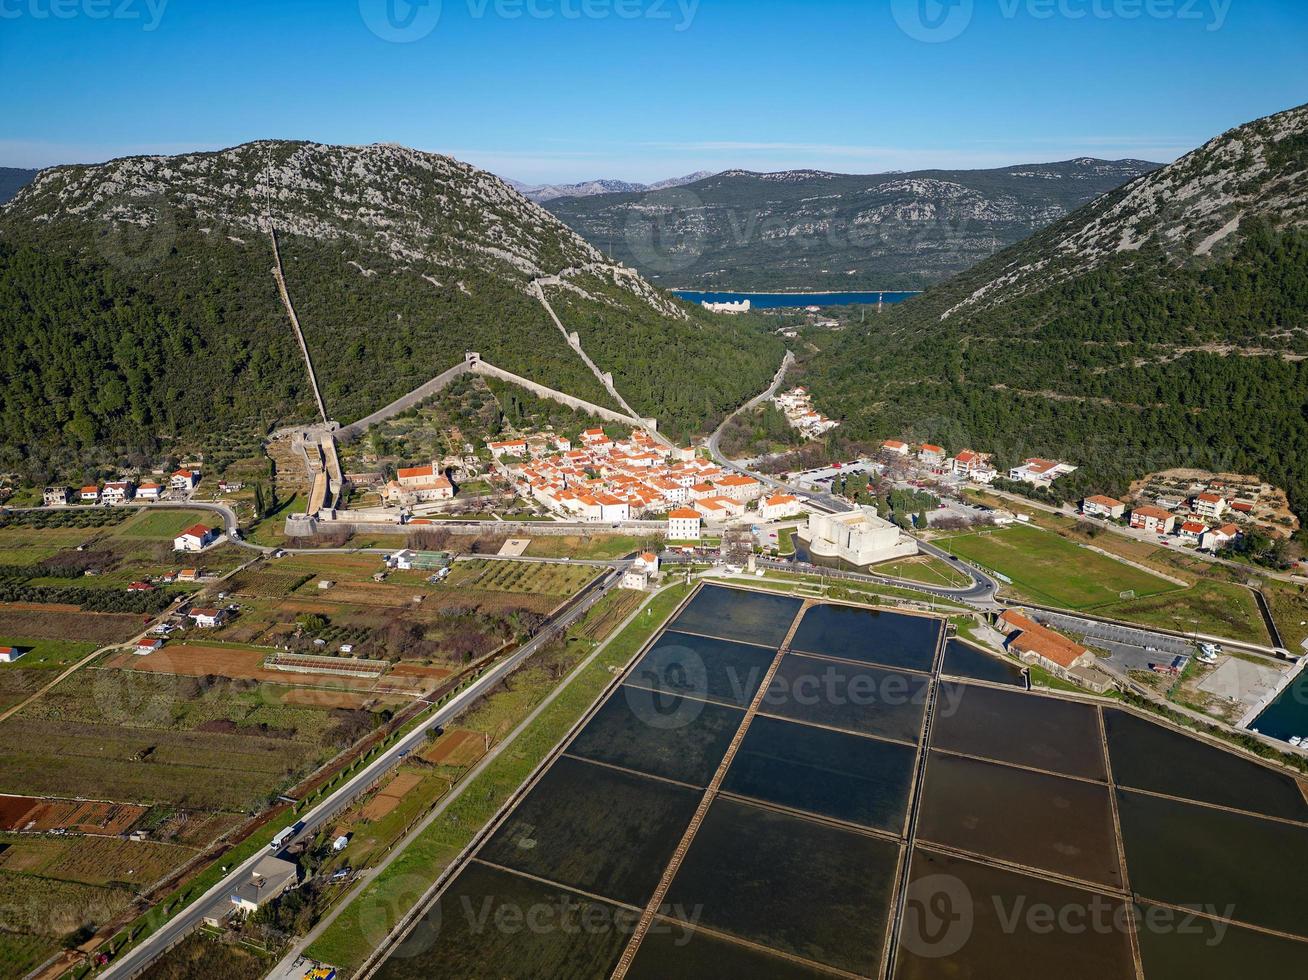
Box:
[544,159,1161,290]
[804,102,1308,518]
[0,168,37,204]
[507,171,713,203]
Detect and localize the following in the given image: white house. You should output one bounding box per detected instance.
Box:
[667,507,702,542]
[135,638,165,656]
[1082,495,1126,520]
[0,646,26,664]
[632,551,659,576]
[101,481,135,505]
[1193,493,1227,520]
[171,469,200,492]
[42,486,71,507]
[918,444,947,466]
[1177,520,1208,543]
[229,855,298,914]
[622,568,651,590]
[715,474,763,503]
[136,482,163,501]
[695,496,745,522]
[1009,458,1078,486]
[79,485,101,504]
[1201,523,1241,552]
[174,524,218,552]
[487,439,528,460]
[188,607,228,629]
[758,493,802,521]
[1130,506,1176,535]
[881,440,910,457]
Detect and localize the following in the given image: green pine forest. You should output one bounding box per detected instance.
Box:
[804,222,1308,520]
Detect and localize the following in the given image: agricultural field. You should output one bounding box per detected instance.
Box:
[0,668,384,810]
[443,559,598,597]
[524,534,659,560]
[932,523,1177,610]
[0,834,195,888]
[871,554,974,589]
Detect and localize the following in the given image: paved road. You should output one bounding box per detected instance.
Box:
[99,566,625,979]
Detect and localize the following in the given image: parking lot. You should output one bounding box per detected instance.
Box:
[1031,609,1197,675]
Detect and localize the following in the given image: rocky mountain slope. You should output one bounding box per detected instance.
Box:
[0,142,782,480]
[545,159,1158,290]
[804,102,1308,518]
[508,171,712,203]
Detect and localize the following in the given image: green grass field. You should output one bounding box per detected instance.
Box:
[114,509,216,541]
[933,523,1176,610]
[1094,581,1270,645]
[871,555,973,589]
[524,534,659,560]
[0,638,99,670]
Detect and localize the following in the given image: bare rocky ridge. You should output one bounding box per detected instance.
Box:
[946,103,1308,318]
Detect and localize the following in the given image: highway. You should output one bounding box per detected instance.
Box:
[99,565,626,979]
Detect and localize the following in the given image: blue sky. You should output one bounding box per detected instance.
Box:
[2,0,1305,182]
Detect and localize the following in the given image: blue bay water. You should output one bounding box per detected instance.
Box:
[672,290,920,310]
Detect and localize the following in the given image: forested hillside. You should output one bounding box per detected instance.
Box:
[804,103,1308,518]
[0,141,783,481]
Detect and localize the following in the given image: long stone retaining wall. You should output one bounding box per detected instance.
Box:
[335,353,658,447]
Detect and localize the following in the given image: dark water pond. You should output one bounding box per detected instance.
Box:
[791,602,940,672]
[894,849,1135,980]
[723,714,916,832]
[628,629,776,707]
[931,683,1107,781]
[764,652,929,743]
[917,751,1123,889]
[665,797,901,977]
[1104,707,1308,822]
[374,861,631,980]
[940,638,1027,688]
[478,756,699,908]
[568,689,743,787]
[672,584,802,648]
